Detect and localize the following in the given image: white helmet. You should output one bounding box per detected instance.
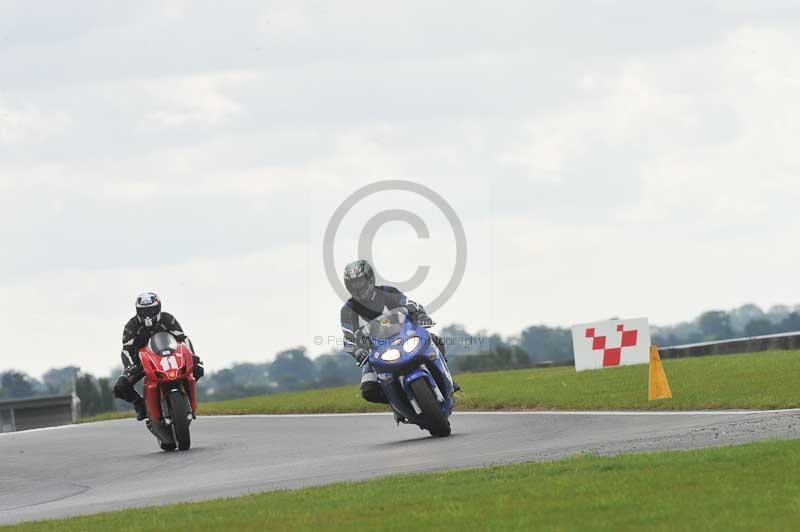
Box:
[135,292,162,329]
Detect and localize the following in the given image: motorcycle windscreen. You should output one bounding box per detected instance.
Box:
[148,332,179,355]
[367,309,408,339]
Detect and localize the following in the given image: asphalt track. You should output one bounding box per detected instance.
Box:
[2,409,799,525]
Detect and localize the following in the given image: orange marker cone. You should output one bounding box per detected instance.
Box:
[648,345,672,401]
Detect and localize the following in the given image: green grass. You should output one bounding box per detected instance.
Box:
[83,350,800,422]
[7,439,800,531]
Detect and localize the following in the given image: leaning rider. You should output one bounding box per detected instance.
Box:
[339,259,456,415]
[113,293,204,420]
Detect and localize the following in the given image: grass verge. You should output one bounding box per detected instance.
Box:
[83,350,800,422]
[6,439,800,531]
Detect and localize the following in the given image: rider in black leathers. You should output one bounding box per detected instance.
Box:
[339,260,448,406]
[112,293,204,420]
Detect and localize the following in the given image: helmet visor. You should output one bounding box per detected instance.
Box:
[346,276,374,300]
[138,306,161,328]
[138,306,160,318]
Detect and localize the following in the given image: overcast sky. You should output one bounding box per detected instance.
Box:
[2,1,799,378]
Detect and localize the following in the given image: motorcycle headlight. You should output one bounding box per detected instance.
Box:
[380,349,402,362]
[402,337,420,353]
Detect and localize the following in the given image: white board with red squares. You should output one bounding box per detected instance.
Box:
[570,318,651,372]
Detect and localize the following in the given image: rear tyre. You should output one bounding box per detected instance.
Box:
[160,442,177,451]
[167,389,191,450]
[409,379,451,437]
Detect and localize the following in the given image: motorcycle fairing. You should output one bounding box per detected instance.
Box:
[139,342,197,422]
[368,310,455,424]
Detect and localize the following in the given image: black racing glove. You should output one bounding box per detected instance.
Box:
[192,355,204,380]
[416,313,435,328]
[122,363,144,382]
[355,326,370,345]
[352,326,373,366]
[353,347,370,367]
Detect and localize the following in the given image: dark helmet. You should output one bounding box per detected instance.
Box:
[135,292,162,329]
[344,260,376,302]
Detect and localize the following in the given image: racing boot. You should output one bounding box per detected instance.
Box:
[133,398,148,421]
[393,410,408,425]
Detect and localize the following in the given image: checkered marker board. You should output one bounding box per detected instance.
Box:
[570,318,651,372]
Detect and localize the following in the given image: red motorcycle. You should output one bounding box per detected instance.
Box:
[138,332,198,451]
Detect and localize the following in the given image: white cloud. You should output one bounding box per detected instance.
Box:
[0,95,70,144]
[136,71,260,128]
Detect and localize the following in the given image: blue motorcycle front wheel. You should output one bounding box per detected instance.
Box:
[409,379,451,437]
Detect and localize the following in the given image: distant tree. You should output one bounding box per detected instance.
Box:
[42,366,80,395]
[438,324,472,356]
[744,318,776,337]
[654,318,710,347]
[673,321,704,344]
[651,330,677,348]
[227,363,271,388]
[729,304,766,335]
[510,345,531,368]
[313,353,359,388]
[97,378,115,413]
[452,344,532,373]
[0,371,37,399]
[518,326,572,363]
[483,332,507,352]
[75,374,102,417]
[780,312,800,333]
[269,348,315,392]
[199,363,272,401]
[210,368,237,390]
[767,305,792,324]
[70,373,115,417]
[698,311,733,341]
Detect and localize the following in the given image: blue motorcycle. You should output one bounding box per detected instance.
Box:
[361,307,455,437]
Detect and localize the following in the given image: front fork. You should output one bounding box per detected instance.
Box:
[158,382,196,424]
[405,349,454,415]
[382,367,449,419]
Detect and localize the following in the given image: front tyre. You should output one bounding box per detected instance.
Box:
[167,389,191,450]
[409,379,451,437]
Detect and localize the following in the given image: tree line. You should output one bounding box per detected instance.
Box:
[3,303,799,411]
